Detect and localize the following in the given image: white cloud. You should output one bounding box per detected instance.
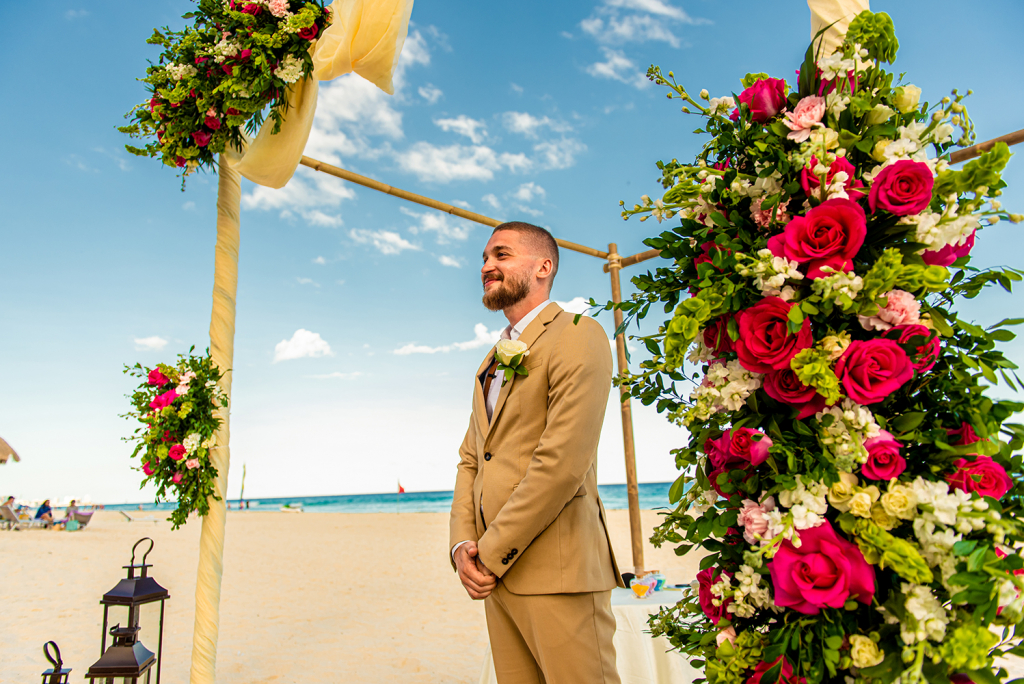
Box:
[401,142,528,183]
[534,138,587,169]
[434,115,488,144]
[402,207,475,243]
[349,228,420,255]
[313,256,326,265]
[605,0,703,21]
[307,371,364,380]
[586,48,648,88]
[242,167,355,224]
[510,83,524,94]
[556,297,593,315]
[65,9,88,19]
[296,277,320,287]
[182,201,196,211]
[501,112,572,139]
[134,336,168,352]
[438,255,462,268]
[394,323,501,355]
[512,182,546,202]
[273,329,334,363]
[581,0,706,48]
[418,84,443,104]
[481,194,502,211]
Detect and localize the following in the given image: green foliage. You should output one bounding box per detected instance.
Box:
[846,11,899,63]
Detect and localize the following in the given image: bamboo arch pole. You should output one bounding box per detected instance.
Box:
[190,151,242,684]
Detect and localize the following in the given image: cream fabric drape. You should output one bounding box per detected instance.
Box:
[190,3,413,682]
[808,0,870,55]
[232,0,415,189]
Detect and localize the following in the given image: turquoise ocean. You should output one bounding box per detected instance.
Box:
[104,481,676,514]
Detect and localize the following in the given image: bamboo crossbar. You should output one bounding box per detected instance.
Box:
[299,155,609,260]
[949,128,1024,164]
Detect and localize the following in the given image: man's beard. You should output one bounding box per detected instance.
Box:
[482,270,531,311]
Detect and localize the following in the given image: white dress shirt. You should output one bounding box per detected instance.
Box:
[454,299,551,562]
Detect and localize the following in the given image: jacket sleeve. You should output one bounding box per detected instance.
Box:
[448,414,480,571]
[476,317,613,576]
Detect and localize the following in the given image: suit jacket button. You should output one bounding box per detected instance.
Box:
[511,549,518,555]
[501,558,509,565]
[484,452,492,461]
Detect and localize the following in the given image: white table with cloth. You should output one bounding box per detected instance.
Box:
[478,587,698,684]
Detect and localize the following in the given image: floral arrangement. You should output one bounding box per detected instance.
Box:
[123,349,229,529]
[118,0,332,178]
[611,11,1024,684]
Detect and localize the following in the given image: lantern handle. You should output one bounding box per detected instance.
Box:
[43,640,62,669]
[131,537,155,567]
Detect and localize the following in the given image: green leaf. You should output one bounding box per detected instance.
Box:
[965,669,1001,684]
[890,412,926,433]
[668,475,688,504]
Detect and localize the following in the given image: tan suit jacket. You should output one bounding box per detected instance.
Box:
[449,302,623,595]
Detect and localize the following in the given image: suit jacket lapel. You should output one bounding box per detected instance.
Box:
[485,303,562,441]
[474,346,495,437]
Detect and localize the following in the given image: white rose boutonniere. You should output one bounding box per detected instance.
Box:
[494,339,530,385]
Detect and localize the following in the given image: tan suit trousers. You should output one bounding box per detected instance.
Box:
[485,583,620,684]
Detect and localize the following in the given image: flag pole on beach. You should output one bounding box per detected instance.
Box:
[397,480,405,514]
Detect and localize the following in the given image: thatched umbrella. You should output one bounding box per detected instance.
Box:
[0,437,20,464]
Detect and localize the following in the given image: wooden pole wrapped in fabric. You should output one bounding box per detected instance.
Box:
[190,152,241,684]
[298,155,609,260]
[607,243,645,575]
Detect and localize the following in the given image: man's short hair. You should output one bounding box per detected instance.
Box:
[492,221,559,282]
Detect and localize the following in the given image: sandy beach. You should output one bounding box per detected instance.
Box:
[0,509,701,683]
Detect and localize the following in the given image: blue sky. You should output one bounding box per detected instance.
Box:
[1,0,1022,503]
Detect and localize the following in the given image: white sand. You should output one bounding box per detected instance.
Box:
[0,509,701,683]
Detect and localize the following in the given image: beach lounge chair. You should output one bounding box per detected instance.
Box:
[1,505,48,530]
[71,511,94,528]
[119,511,160,523]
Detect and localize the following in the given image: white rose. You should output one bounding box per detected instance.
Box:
[849,635,884,668]
[828,472,859,512]
[865,104,895,125]
[881,483,917,520]
[894,85,922,114]
[821,332,852,361]
[495,339,530,366]
[849,487,879,518]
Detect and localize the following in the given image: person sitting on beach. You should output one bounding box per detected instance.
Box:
[2,496,14,511]
[55,500,79,529]
[35,499,54,525]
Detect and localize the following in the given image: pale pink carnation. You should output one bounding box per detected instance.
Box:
[783,96,826,142]
[716,626,738,646]
[268,0,290,17]
[858,289,921,331]
[737,496,776,544]
[751,197,791,229]
[185,458,201,470]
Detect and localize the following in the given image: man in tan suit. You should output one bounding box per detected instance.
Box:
[449,221,623,683]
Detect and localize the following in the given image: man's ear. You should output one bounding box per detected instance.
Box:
[535,257,554,283]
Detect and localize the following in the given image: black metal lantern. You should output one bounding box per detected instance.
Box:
[41,641,71,683]
[86,538,169,684]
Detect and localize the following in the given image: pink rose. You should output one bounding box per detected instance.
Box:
[767,198,866,279]
[168,444,187,461]
[702,315,735,356]
[763,368,828,419]
[737,78,787,123]
[947,422,981,446]
[204,115,222,130]
[222,63,234,76]
[858,289,921,331]
[149,389,179,410]
[299,24,319,40]
[147,369,169,386]
[886,324,940,373]
[175,156,187,168]
[769,521,875,614]
[142,461,155,476]
[185,458,201,470]
[800,156,865,200]
[737,497,776,544]
[922,231,976,266]
[697,567,730,623]
[241,3,261,14]
[869,160,934,216]
[172,472,183,484]
[861,430,906,480]
[783,96,826,142]
[238,49,252,61]
[193,131,212,147]
[734,297,813,373]
[947,455,1012,499]
[836,339,914,405]
[747,656,804,684]
[727,428,773,467]
[750,197,791,229]
[950,676,974,684]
